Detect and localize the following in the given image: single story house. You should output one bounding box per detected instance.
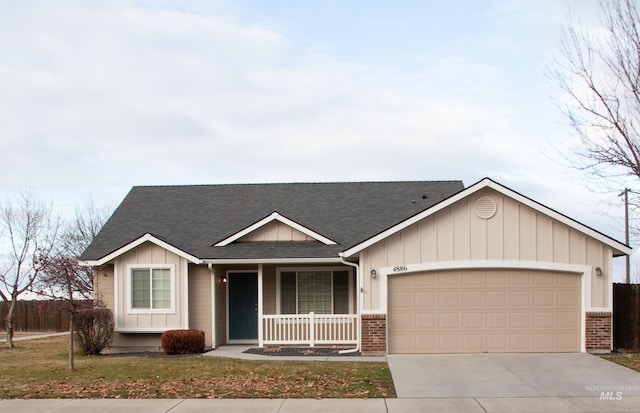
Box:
[81,178,630,354]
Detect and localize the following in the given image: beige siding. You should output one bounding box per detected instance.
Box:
[238,221,313,242]
[188,264,212,348]
[114,242,187,331]
[94,264,114,308]
[262,266,277,314]
[362,188,614,311]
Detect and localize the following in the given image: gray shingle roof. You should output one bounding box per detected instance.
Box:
[81,181,464,261]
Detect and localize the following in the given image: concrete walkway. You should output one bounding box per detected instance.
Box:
[3,396,640,412]
[387,352,640,399]
[202,344,387,362]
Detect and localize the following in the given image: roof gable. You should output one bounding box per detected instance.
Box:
[82,233,202,266]
[214,212,337,246]
[341,178,631,258]
[81,180,465,262]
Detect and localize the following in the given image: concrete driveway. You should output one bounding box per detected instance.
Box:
[387,353,640,399]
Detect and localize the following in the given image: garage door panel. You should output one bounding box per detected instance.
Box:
[558,333,580,350]
[511,291,531,306]
[463,335,483,352]
[390,313,413,330]
[534,273,554,285]
[487,313,507,328]
[486,271,508,286]
[534,334,554,350]
[462,272,482,286]
[558,290,579,306]
[511,312,532,328]
[415,313,435,329]
[511,334,532,350]
[438,291,459,307]
[463,313,483,328]
[534,290,554,306]
[534,312,554,328]
[415,292,435,308]
[486,291,507,307]
[389,270,581,353]
[487,334,507,351]
[439,335,461,351]
[462,291,483,307]
[557,311,580,328]
[439,312,460,328]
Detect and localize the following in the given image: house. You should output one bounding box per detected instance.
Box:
[81,178,630,354]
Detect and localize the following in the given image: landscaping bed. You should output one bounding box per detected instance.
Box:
[244,346,359,357]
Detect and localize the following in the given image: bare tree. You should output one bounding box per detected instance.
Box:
[0,191,60,348]
[551,0,640,181]
[35,200,111,369]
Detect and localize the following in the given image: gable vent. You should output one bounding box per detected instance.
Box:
[474,196,497,219]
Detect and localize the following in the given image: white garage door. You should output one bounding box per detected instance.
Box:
[388,269,581,353]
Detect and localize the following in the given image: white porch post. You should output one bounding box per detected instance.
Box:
[258,263,264,347]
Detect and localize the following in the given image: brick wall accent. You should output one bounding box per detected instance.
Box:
[585,311,611,353]
[361,314,386,353]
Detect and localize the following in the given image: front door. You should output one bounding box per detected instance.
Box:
[228,272,258,341]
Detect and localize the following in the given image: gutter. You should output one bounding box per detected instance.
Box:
[338,254,361,354]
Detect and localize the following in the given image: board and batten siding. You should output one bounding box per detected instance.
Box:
[361,188,612,311]
[238,220,314,242]
[188,264,212,348]
[114,242,187,332]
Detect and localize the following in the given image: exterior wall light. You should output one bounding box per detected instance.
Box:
[370,269,377,279]
[595,267,603,277]
[221,275,228,283]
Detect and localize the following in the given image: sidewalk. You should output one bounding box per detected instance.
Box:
[0,332,68,343]
[3,397,640,413]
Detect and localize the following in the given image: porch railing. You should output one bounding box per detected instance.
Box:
[262,312,358,347]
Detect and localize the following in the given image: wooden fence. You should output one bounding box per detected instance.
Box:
[0,300,88,332]
[613,283,640,351]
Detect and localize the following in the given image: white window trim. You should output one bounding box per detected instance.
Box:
[275,267,354,315]
[126,264,177,314]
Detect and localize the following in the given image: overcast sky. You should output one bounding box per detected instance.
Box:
[1,1,635,280]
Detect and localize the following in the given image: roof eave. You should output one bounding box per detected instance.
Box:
[342,178,632,258]
[82,233,203,266]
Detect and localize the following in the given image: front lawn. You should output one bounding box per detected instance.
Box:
[0,335,395,399]
[603,353,640,373]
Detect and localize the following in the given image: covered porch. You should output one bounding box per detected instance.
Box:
[209,262,360,349]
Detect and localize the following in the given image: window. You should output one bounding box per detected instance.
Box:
[279,269,351,314]
[129,266,174,311]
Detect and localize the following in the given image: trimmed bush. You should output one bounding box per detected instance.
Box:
[161,329,205,355]
[74,307,114,355]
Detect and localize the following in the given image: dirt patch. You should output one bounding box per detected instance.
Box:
[244,346,360,357]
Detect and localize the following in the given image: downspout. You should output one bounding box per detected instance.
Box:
[208,263,217,350]
[339,254,360,354]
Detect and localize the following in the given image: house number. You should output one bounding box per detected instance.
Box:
[393,265,408,273]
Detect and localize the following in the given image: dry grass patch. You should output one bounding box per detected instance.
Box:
[0,335,395,399]
[603,353,640,373]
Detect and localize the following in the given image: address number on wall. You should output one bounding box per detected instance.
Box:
[392,265,408,273]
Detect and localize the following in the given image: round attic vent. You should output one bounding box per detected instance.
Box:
[474,196,497,219]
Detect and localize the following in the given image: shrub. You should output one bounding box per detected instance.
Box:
[74,307,114,355]
[161,329,205,355]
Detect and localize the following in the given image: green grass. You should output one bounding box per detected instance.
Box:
[0,335,396,399]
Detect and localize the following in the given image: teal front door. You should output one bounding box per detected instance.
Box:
[228,273,258,340]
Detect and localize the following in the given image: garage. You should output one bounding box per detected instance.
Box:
[388,269,582,354]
